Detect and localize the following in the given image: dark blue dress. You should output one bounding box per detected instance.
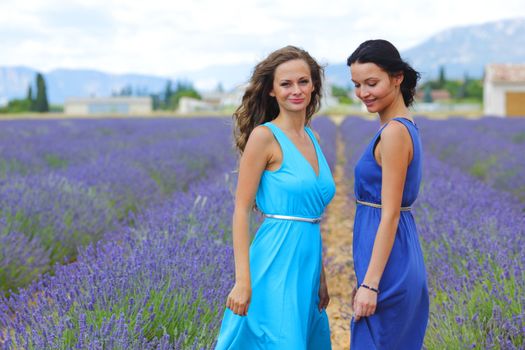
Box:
[351,117,429,349]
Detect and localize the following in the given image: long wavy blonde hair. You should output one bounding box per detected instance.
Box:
[233,45,324,154]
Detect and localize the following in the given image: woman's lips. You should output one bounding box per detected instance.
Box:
[289,98,305,104]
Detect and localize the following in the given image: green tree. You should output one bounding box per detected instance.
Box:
[164,80,173,107]
[34,73,49,112]
[150,93,161,110]
[444,80,461,100]
[119,84,133,96]
[331,85,353,104]
[0,98,33,113]
[438,66,446,88]
[26,84,35,111]
[423,85,433,103]
[26,85,32,100]
[455,73,467,99]
[465,79,483,101]
[168,80,201,109]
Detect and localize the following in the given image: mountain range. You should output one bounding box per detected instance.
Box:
[1,17,524,104]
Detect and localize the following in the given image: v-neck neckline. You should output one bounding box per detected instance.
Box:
[270,122,321,178]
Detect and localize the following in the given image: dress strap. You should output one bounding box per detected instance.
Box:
[263,122,288,148]
[392,117,417,127]
[304,126,323,154]
[262,121,289,165]
[304,126,317,143]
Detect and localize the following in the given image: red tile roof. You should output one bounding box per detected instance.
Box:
[485,64,525,83]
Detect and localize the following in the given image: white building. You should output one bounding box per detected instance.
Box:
[178,96,220,113]
[177,85,246,114]
[64,96,152,115]
[484,64,525,117]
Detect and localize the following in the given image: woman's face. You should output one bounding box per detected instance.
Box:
[270,59,314,114]
[350,62,402,114]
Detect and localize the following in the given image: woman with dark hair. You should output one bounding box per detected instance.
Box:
[215,45,335,349]
[347,39,429,349]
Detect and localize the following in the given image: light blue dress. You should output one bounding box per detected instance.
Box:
[215,121,336,350]
[351,117,429,349]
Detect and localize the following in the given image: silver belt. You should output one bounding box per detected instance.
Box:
[356,199,411,211]
[264,214,323,224]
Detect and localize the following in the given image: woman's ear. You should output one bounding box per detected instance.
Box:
[394,72,404,87]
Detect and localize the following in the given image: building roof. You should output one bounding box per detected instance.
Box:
[485,64,525,83]
[415,89,451,101]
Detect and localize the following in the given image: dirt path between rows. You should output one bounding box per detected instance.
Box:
[322,121,356,349]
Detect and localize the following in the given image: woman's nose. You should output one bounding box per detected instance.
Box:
[359,86,369,98]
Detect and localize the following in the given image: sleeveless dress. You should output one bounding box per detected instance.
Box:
[350,117,429,349]
[215,121,336,350]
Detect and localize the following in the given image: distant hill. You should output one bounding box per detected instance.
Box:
[403,17,525,80]
[1,17,524,104]
[0,67,169,105]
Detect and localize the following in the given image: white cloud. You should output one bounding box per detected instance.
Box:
[0,0,524,76]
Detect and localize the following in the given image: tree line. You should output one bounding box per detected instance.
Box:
[113,80,201,111]
[0,73,49,113]
[0,74,203,114]
[420,66,483,102]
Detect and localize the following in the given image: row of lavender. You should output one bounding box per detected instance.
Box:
[341,117,524,349]
[416,117,525,202]
[0,118,233,293]
[0,117,336,349]
[1,181,236,349]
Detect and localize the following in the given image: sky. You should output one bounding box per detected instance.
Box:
[1,0,525,79]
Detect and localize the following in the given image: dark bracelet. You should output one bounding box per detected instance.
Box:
[360,283,379,294]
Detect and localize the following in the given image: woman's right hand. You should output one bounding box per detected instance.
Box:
[226,282,252,316]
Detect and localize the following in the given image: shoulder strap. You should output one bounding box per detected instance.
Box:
[262,121,289,152]
[304,126,319,147]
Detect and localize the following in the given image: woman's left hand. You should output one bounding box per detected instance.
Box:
[353,286,377,321]
[318,271,330,311]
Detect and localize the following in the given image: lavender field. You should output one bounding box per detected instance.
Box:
[0,116,523,349]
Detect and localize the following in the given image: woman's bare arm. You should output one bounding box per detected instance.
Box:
[353,121,412,321]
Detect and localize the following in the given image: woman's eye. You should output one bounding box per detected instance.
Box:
[299,80,310,85]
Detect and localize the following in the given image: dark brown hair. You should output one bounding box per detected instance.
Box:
[233,45,324,153]
[347,39,420,107]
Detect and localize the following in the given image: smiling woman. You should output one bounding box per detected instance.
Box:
[215,46,336,350]
[346,39,428,350]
